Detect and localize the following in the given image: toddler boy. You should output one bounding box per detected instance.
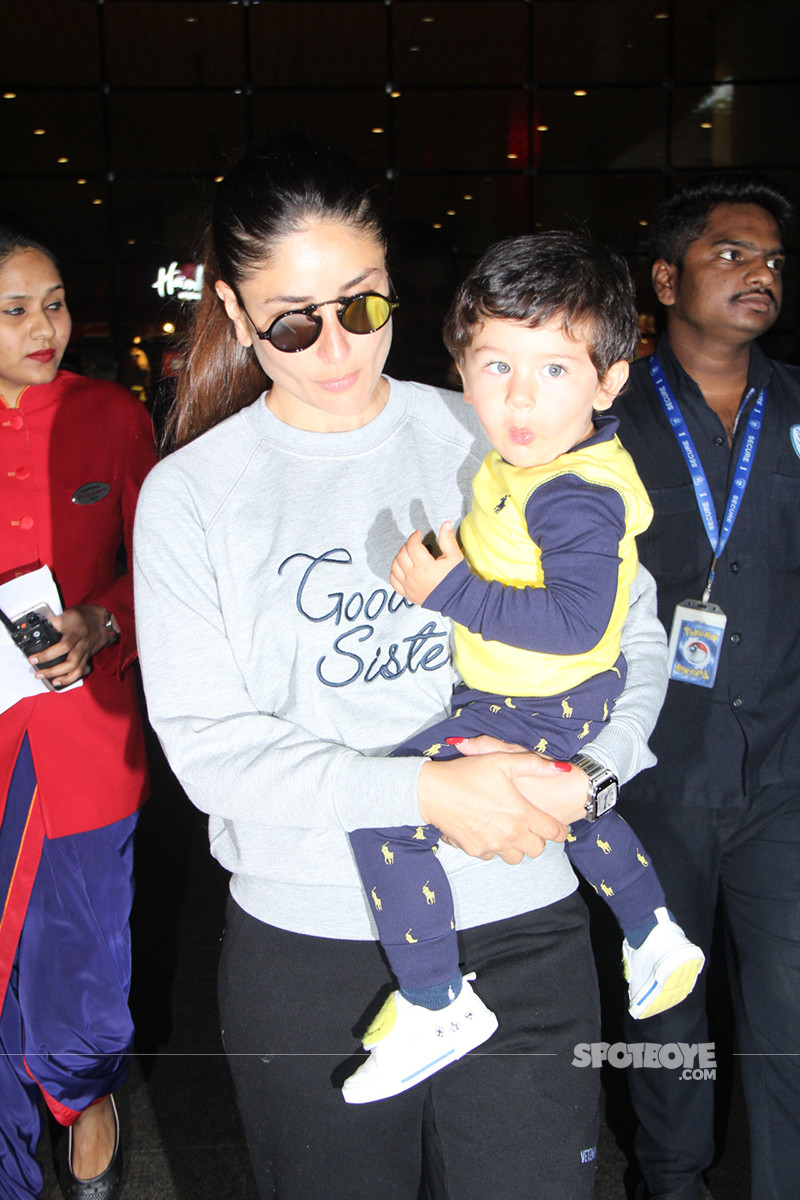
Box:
[344,233,704,1105]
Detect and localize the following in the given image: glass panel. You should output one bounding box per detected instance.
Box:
[535,174,665,252]
[109,92,247,174]
[0,0,100,85]
[3,92,105,175]
[392,173,531,255]
[394,91,528,170]
[534,2,669,84]
[534,89,665,169]
[64,264,119,329]
[251,2,386,87]
[114,178,215,263]
[105,0,245,87]
[674,0,800,82]
[672,85,800,168]
[392,2,528,87]
[671,86,726,169]
[0,178,109,272]
[251,92,390,174]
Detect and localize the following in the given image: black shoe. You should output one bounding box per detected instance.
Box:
[65,1095,123,1200]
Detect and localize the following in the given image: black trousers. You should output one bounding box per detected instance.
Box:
[218,891,600,1200]
[620,782,800,1200]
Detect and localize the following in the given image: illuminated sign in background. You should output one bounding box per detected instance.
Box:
[152,262,204,302]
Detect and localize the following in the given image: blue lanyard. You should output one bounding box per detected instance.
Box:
[649,353,765,603]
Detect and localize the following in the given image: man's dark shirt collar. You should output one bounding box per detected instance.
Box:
[655,334,774,413]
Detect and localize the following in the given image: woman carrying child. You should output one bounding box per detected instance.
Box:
[133,133,668,1200]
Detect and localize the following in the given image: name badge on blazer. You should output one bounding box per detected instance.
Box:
[72,482,110,505]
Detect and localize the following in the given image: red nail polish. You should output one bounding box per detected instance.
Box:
[552,760,572,772]
[445,736,465,745]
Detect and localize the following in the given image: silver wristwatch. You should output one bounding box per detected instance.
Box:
[102,609,121,647]
[569,753,619,821]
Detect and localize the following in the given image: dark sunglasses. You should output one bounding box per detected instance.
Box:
[243,291,399,353]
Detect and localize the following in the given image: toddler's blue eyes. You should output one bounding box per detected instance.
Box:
[544,364,564,377]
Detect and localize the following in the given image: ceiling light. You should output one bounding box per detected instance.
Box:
[34,128,46,135]
[463,194,473,200]
[573,90,587,97]
[371,127,385,134]
[409,45,421,52]
[391,90,401,98]
[57,156,69,164]
[536,124,548,132]
[433,222,442,229]
[92,198,103,205]
[506,153,518,160]
[446,209,456,216]
[701,122,712,129]
[3,92,16,99]
[77,178,87,185]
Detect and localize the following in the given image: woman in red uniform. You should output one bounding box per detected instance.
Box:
[0,213,155,1200]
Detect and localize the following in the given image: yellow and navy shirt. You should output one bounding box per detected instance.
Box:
[422,414,653,697]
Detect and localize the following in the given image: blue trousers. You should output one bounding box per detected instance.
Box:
[620,783,800,1200]
[350,690,664,992]
[0,742,136,1200]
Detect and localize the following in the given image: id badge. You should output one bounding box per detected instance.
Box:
[667,599,727,688]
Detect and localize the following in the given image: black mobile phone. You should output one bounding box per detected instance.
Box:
[0,604,68,666]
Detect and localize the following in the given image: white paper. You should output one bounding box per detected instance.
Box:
[0,565,82,713]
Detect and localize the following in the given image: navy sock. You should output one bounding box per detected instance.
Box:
[624,909,677,950]
[400,974,462,1011]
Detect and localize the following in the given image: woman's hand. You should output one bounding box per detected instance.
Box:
[449,735,591,827]
[28,604,116,689]
[417,749,572,864]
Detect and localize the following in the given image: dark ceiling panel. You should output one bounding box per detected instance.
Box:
[0,0,101,85]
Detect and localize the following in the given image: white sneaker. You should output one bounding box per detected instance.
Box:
[624,907,705,1020]
[342,973,498,1104]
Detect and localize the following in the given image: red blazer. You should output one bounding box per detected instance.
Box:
[0,371,157,837]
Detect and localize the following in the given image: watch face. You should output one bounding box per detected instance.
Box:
[595,779,618,817]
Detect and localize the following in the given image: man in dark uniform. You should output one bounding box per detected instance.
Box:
[615,174,800,1200]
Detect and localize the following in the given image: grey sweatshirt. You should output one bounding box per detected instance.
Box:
[133,378,667,940]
